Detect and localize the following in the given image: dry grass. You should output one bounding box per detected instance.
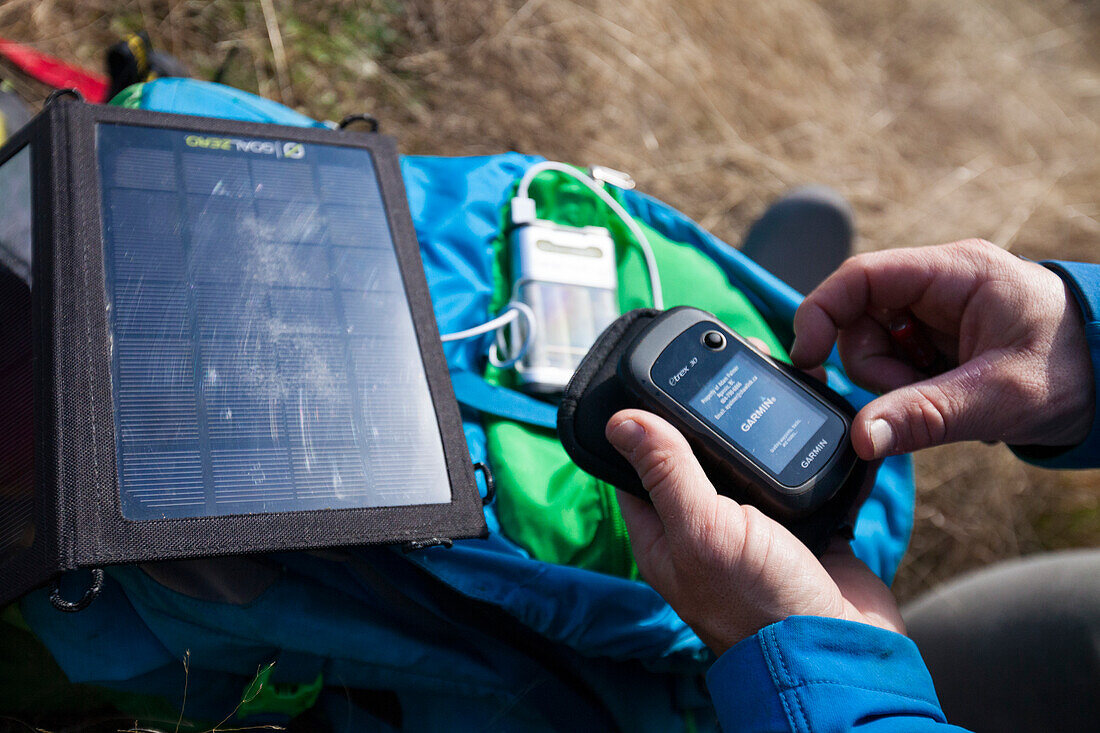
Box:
[4,0,1098,601]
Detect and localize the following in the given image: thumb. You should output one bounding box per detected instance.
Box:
[852,361,1000,459]
[605,409,720,542]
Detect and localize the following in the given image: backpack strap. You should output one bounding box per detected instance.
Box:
[449,370,558,430]
[237,651,324,719]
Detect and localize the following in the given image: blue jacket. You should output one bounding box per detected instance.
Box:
[706,260,1100,732]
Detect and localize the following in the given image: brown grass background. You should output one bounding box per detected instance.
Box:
[3,0,1098,602]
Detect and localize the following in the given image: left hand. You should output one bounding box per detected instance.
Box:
[789,240,1094,458]
[606,409,904,656]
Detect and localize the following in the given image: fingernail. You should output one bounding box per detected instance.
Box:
[868,419,895,458]
[607,418,646,455]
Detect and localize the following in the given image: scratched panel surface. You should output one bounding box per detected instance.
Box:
[97,123,449,519]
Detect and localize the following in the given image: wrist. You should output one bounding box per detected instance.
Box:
[1043,265,1096,446]
[1010,261,1100,466]
[1048,278,1094,445]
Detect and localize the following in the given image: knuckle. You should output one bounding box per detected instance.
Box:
[844,251,876,275]
[905,385,951,445]
[955,238,1008,271]
[951,238,997,258]
[990,365,1032,404]
[737,504,770,544]
[822,253,871,293]
[956,237,996,252]
[848,250,874,266]
[680,501,744,568]
[638,447,680,495]
[698,500,734,546]
[733,505,773,579]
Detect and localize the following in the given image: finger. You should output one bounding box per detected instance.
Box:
[790,242,995,368]
[837,314,926,393]
[606,409,720,545]
[614,489,669,583]
[805,364,828,384]
[790,251,931,367]
[851,354,1009,459]
[615,489,664,557]
[747,337,771,355]
[791,292,844,369]
[749,336,828,383]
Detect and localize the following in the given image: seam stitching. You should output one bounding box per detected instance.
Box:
[786,679,942,709]
[770,627,811,733]
[760,626,801,733]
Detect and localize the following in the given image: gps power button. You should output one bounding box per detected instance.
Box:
[703,331,726,350]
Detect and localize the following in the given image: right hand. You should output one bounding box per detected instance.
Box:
[790,239,1094,459]
[606,410,904,656]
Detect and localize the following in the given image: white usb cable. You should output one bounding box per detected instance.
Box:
[438,161,663,362]
[439,300,537,369]
[510,161,664,310]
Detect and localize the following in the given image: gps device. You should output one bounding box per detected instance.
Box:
[619,307,860,518]
[559,307,868,552]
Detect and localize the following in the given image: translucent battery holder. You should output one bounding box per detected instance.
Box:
[512,280,618,393]
[509,220,619,394]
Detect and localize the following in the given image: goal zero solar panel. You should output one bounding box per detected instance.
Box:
[0,99,485,606]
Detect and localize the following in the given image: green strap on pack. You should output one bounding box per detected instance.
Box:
[485,170,787,577]
[109,81,146,108]
[237,663,324,720]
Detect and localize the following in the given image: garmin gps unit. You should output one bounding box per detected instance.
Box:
[618,307,861,518]
[0,98,485,607]
[558,307,869,553]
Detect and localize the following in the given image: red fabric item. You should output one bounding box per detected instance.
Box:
[0,37,108,103]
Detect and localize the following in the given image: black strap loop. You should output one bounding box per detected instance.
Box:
[337,113,380,133]
[44,88,84,107]
[474,461,495,506]
[49,568,105,612]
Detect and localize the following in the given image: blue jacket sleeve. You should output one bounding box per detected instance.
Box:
[706,616,971,732]
[1009,260,1100,469]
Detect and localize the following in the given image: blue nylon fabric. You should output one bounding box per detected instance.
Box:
[119,78,328,128]
[18,79,915,728]
[446,369,558,428]
[706,616,970,732]
[20,571,174,682]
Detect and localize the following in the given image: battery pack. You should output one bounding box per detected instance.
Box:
[510,220,619,394]
[0,99,485,605]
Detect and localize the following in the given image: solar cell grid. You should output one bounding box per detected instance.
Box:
[97,123,450,520]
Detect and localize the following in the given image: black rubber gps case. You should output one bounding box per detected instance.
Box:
[558,307,869,555]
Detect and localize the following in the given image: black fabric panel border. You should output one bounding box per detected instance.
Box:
[0,103,66,604]
[36,103,483,570]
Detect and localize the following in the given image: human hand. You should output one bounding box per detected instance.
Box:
[790,239,1094,459]
[606,409,904,656]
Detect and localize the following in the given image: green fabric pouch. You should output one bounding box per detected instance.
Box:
[485,171,787,578]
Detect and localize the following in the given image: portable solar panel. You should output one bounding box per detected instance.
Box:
[0,98,486,607]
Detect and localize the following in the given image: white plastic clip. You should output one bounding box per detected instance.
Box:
[589,165,635,190]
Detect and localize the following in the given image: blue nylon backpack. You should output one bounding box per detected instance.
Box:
[15,79,915,730]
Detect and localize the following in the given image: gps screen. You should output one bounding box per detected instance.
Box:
[687,350,829,475]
